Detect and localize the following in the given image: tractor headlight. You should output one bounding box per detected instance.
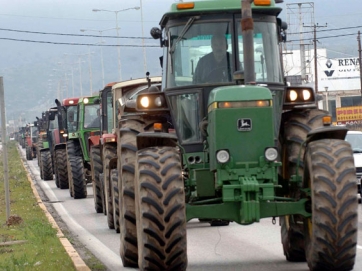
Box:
[140,96,150,108]
[265,147,278,161]
[303,89,311,100]
[284,86,316,110]
[154,96,164,107]
[63,133,68,138]
[136,93,169,111]
[289,90,298,101]
[84,98,89,104]
[216,150,230,164]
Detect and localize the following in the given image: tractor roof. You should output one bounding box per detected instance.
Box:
[160,0,282,27]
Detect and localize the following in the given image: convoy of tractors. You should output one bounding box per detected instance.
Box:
[13,1,359,270]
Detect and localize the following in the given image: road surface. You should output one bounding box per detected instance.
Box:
[19,146,362,271]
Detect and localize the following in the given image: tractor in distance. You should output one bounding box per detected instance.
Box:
[25,122,38,161]
[36,112,47,166]
[89,77,162,234]
[66,95,100,199]
[39,107,58,181]
[53,97,79,189]
[116,0,358,270]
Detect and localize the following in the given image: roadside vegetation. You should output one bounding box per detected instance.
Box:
[0,141,77,271]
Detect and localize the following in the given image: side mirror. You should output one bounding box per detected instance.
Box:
[150,27,162,39]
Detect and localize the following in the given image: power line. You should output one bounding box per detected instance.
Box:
[288,32,358,43]
[0,13,158,23]
[0,27,152,39]
[287,25,362,36]
[0,37,159,47]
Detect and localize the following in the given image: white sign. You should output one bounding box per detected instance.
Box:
[319,58,360,91]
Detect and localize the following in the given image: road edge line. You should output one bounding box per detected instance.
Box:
[20,153,90,271]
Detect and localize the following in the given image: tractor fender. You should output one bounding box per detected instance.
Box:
[306,125,348,144]
[89,135,100,149]
[136,132,178,150]
[54,143,66,151]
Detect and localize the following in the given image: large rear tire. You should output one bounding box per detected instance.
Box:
[303,139,357,271]
[56,148,69,189]
[26,146,33,160]
[118,118,146,267]
[90,145,103,213]
[135,146,187,270]
[69,156,87,199]
[103,144,117,230]
[111,169,120,233]
[41,150,53,181]
[279,109,329,262]
[37,137,43,166]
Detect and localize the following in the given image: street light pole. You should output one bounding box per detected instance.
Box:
[78,56,83,97]
[87,46,93,95]
[324,86,329,112]
[92,7,140,81]
[80,28,117,88]
[140,0,147,73]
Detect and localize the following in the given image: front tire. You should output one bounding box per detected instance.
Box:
[56,148,69,189]
[90,146,103,213]
[41,150,53,181]
[135,146,187,271]
[103,144,117,230]
[68,156,87,199]
[303,139,358,271]
[279,109,329,262]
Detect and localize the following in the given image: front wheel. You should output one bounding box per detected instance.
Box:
[135,146,187,270]
[69,156,87,199]
[303,139,358,271]
[41,150,53,181]
[56,149,69,189]
[90,146,103,213]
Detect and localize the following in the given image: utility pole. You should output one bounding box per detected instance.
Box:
[305,23,327,93]
[358,31,362,98]
[0,77,10,220]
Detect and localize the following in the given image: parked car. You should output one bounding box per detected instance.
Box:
[345,130,362,202]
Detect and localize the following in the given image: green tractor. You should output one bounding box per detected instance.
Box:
[65,96,100,199]
[54,97,80,189]
[39,108,58,181]
[117,0,358,270]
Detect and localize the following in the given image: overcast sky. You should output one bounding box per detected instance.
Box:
[0,0,361,123]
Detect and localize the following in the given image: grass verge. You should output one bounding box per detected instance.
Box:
[0,142,77,271]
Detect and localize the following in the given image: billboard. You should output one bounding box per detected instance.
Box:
[336,106,362,125]
[319,58,361,91]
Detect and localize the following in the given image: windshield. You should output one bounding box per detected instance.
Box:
[84,104,100,128]
[345,133,362,152]
[106,91,113,133]
[165,16,283,88]
[67,105,78,133]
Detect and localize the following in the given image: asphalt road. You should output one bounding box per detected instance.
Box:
[19,147,362,271]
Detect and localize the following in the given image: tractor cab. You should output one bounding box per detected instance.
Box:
[151,0,286,152]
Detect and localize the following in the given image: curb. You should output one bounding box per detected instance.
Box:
[20,150,90,271]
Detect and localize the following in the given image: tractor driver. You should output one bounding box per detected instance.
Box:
[193,33,233,84]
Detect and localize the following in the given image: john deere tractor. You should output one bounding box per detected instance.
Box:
[65,96,100,199]
[116,0,358,270]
